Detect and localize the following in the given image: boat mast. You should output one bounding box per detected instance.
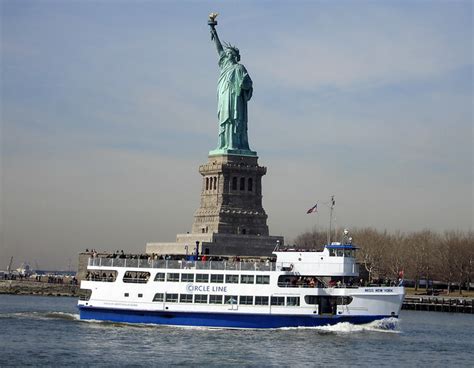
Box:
[327,195,335,245]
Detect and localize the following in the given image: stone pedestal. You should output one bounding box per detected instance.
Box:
[192,154,268,236]
[146,153,284,256]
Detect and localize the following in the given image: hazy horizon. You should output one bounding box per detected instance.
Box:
[1,1,472,270]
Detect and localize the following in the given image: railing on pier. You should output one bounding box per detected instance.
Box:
[88,257,276,272]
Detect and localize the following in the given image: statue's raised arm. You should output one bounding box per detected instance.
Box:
[208,13,224,56]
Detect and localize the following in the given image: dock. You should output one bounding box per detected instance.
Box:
[402,295,473,314]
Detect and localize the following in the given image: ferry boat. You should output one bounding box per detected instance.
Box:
[77,241,405,329]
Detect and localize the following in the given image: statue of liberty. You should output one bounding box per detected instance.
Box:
[208,13,254,155]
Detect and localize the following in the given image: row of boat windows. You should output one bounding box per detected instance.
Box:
[154,273,270,285]
[150,293,300,306]
[80,288,353,307]
[86,271,271,284]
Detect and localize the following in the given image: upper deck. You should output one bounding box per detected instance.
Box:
[88,257,276,272]
[87,243,359,277]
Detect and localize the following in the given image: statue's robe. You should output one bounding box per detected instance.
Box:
[217,53,253,150]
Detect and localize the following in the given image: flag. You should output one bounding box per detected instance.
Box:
[331,196,335,208]
[306,203,318,214]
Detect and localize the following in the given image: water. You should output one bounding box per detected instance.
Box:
[0,295,472,367]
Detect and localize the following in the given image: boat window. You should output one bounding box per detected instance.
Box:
[286,297,300,306]
[123,271,150,284]
[241,275,255,284]
[304,295,350,306]
[85,270,117,282]
[271,296,285,306]
[165,293,178,303]
[305,295,319,305]
[194,294,208,304]
[153,293,164,302]
[181,273,194,282]
[239,296,253,305]
[154,272,165,282]
[256,275,270,284]
[337,296,353,305]
[138,293,143,298]
[196,274,209,283]
[209,295,223,304]
[277,276,292,287]
[255,296,269,305]
[167,273,180,282]
[78,289,92,301]
[336,250,344,257]
[224,295,238,304]
[124,293,129,297]
[277,275,320,288]
[210,274,224,283]
[329,249,336,257]
[180,294,193,303]
[225,274,239,284]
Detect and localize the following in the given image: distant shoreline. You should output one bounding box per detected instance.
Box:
[0,280,78,297]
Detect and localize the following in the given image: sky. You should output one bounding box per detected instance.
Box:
[1,0,472,270]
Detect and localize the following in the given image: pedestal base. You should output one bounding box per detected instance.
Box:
[208,148,257,157]
[146,232,283,257]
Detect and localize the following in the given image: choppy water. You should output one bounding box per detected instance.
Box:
[0,295,473,367]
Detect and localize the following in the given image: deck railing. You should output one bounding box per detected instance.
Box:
[88,257,276,272]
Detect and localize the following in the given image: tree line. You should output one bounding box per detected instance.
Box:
[294,228,473,294]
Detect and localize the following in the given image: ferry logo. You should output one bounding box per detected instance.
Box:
[185,283,228,293]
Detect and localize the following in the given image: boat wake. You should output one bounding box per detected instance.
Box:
[313,318,400,334]
[277,318,400,334]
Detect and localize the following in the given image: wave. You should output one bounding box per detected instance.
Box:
[0,311,80,321]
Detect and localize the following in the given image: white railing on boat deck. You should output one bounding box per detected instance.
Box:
[88,257,276,272]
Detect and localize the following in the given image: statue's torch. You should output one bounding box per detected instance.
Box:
[208,12,218,40]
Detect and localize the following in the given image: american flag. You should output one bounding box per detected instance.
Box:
[306,203,318,214]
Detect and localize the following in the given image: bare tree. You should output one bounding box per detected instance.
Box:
[352,228,388,283]
[437,231,462,294]
[405,230,438,291]
[294,229,329,250]
[384,231,408,282]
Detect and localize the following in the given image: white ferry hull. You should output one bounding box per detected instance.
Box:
[78,306,397,329]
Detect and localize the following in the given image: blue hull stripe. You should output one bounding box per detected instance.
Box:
[78,306,395,329]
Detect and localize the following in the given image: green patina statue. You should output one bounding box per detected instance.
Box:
[208,13,256,156]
